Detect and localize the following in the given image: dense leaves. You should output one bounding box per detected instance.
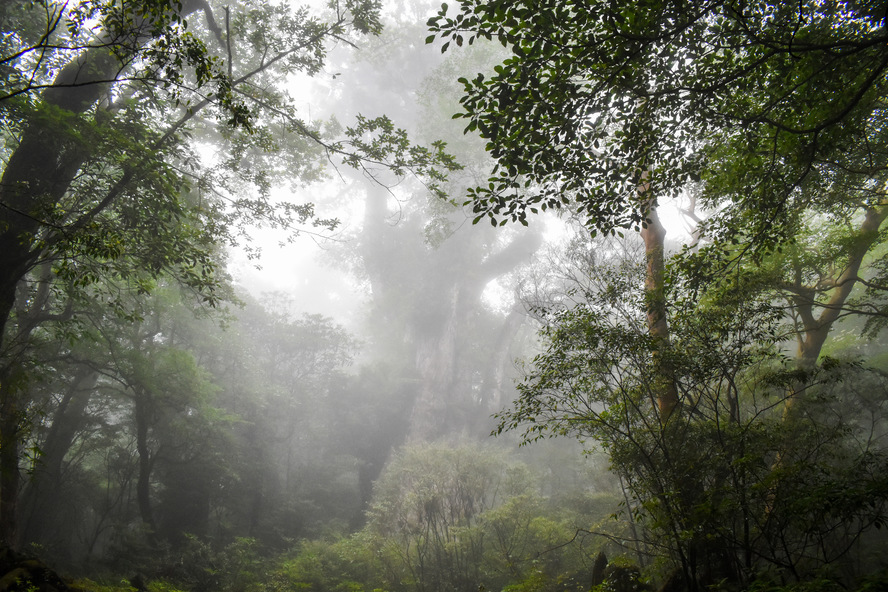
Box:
[498,236,888,589]
[428,0,888,248]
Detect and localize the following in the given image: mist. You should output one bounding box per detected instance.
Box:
[2,1,888,591]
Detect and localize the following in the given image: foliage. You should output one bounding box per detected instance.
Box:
[11,274,380,568]
[425,2,888,589]
[363,443,607,592]
[0,0,466,560]
[0,0,460,319]
[496,237,888,589]
[162,536,271,592]
[428,0,888,252]
[272,537,379,592]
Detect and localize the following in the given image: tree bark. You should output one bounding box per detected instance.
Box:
[641,205,679,420]
[0,377,21,547]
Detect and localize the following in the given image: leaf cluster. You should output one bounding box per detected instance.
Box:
[428,0,888,249]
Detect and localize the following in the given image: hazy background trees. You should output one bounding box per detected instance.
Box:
[3,1,888,592]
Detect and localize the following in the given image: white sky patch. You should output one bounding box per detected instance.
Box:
[478,198,695,315]
[229,225,364,324]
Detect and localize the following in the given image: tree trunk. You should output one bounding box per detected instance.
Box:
[18,368,97,549]
[0,266,71,548]
[481,303,525,415]
[0,7,182,545]
[0,377,21,548]
[133,387,156,533]
[641,205,679,419]
[0,1,210,344]
[408,286,460,443]
[785,204,888,414]
[359,182,542,442]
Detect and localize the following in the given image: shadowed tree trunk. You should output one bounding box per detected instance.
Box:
[133,386,157,534]
[0,377,22,547]
[18,368,98,550]
[0,2,216,547]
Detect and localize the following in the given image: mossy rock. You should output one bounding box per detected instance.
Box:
[0,549,71,592]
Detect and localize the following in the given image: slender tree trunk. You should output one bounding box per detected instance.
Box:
[0,266,66,548]
[641,205,679,419]
[133,388,156,533]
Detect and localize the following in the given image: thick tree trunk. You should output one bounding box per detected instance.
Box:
[0,29,136,343]
[0,14,151,546]
[360,181,541,442]
[481,303,525,415]
[408,286,460,443]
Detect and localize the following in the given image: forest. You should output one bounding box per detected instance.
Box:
[2,0,888,591]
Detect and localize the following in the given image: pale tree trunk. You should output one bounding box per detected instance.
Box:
[359,183,541,442]
[640,203,679,420]
[408,286,461,443]
[480,303,525,415]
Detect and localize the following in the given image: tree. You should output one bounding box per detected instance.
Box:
[683,204,888,418]
[365,443,598,592]
[311,4,544,442]
[1,0,459,548]
[427,0,888,426]
[427,7,888,586]
[215,297,365,543]
[428,0,888,247]
[496,237,888,589]
[12,278,234,563]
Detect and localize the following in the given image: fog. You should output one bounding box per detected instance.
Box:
[3,0,888,590]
